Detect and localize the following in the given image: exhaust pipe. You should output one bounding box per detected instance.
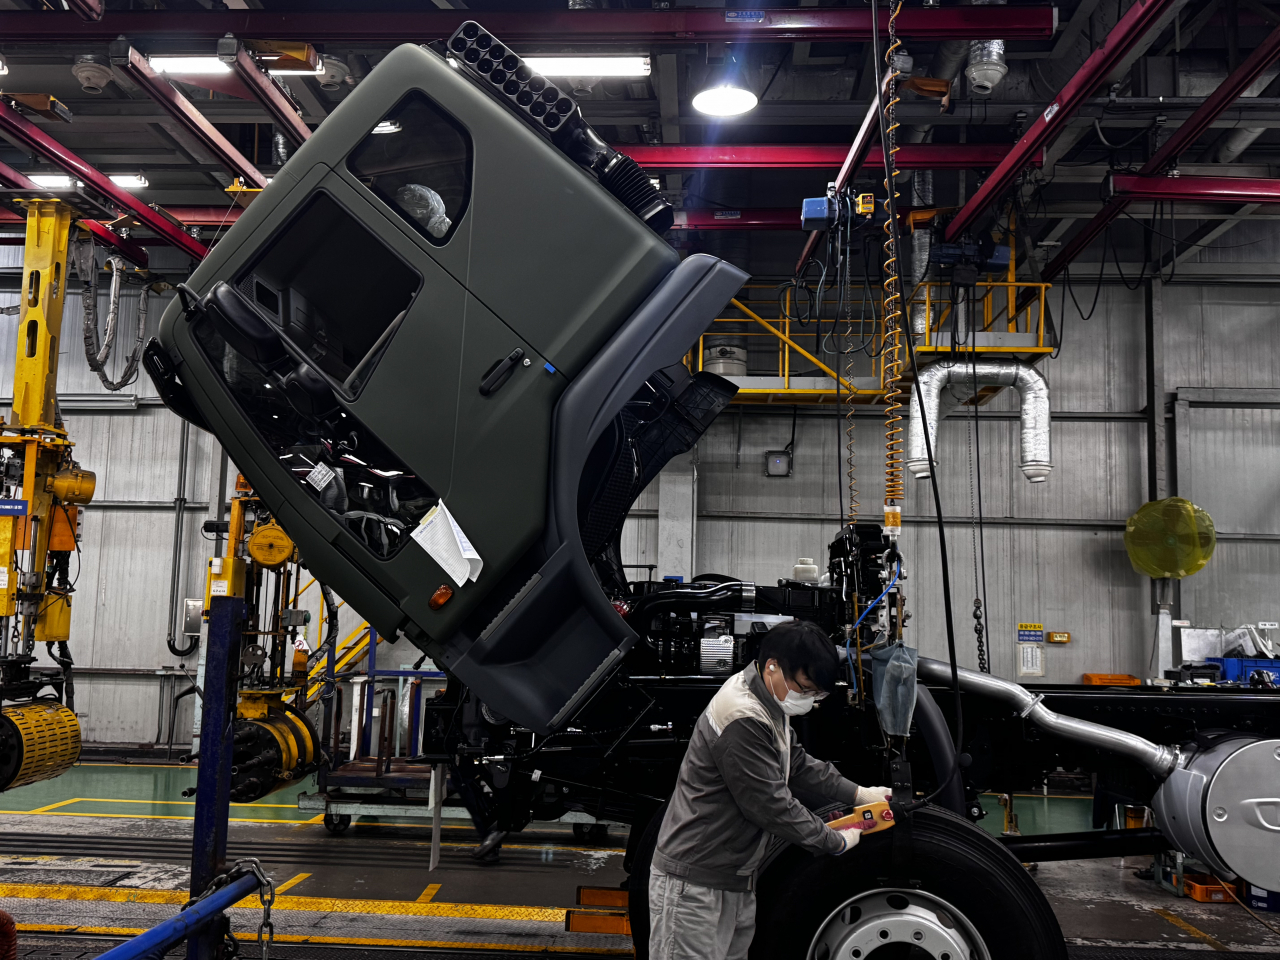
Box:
[917,657,1179,777]
[906,359,1051,483]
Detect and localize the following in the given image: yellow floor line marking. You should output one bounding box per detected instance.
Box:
[306,813,325,823]
[26,798,86,814]
[14,926,632,955]
[1152,908,1229,951]
[0,882,566,921]
[273,873,311,895]
[417,883,441,903]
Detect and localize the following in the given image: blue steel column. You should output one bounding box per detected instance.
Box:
[188,594,244,960]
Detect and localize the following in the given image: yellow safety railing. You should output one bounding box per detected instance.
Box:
[908,280,1053,353]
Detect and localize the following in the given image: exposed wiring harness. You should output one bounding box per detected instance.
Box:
[74,240,146,392]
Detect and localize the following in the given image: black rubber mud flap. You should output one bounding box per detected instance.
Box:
[752,805,1068,960]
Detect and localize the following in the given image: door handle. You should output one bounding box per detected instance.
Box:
[479,348,525,396]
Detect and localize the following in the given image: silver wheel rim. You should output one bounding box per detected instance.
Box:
[808,887,991,960]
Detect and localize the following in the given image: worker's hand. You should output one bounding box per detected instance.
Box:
[836,826,862,854]
[855,785,892,806]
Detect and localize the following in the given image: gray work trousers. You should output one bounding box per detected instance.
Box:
[648,866,756,960]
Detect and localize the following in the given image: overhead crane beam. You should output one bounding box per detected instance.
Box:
[110,41,269,190]
[220,38,311,148]
[1108,173,1280,204]
[0,7,1057,44]
[944,0,1181,242]
[0,101,207,261]
[1042,19,1280,281]
[622,143,1027,171]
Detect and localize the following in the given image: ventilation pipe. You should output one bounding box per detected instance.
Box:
[906,359,1051,482]
[1213,127,1266,164]
[966,0,1008,95]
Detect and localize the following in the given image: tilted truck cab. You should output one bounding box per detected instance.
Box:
[148,36,746,734]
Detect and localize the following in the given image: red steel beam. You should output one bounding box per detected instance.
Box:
[623,143,1030,170]
[1110,173,1280,204]
[673,208,798,230]
[945,0,1179,242]
[0,8,1056,44]
[64,0,103,22]
[223,40,310,148]
[0,100,209,261]
[1042,19,1280,281]
[110,42,268,190]
[0,158,151,266]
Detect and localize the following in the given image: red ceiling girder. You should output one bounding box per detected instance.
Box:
[224,41,311,148]
[63,0,103,22]
[0,100,209,261]
[673,209,797,230]
[0,8,1056,44]
[111,42,269,190]
[0,160,151,266]
[1109,173,1280,204]
[622,143,1025,171]
[1042,19,1280,281]
[945,0,1179,242]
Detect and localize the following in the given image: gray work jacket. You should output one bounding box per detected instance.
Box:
[652,665,862,891]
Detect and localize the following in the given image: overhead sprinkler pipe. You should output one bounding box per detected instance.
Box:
[906,359,1051,482]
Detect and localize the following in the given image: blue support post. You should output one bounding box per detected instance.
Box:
[361,629,378,757]
[188,594,244,960]
[97,872,261,960]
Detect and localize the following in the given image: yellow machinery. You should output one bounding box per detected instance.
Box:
[0,199,98,790]
[196,483,320,802]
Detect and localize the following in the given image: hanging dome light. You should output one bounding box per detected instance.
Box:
[692,83,758,117]
[692,50,758,117]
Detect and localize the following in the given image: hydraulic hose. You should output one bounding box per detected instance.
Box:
[625,581,757,624]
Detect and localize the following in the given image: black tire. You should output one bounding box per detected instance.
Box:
[751,805,1066,960]
[323,813,351,834]
[588,823,609,844]
[626,800,668,960]
[573,823,590,842]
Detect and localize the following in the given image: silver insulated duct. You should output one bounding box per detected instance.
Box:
[906,359,1051,482]
[966,0,1008,95]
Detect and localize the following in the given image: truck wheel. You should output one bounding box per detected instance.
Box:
[626,800,668,960]
[751,805,1067,960]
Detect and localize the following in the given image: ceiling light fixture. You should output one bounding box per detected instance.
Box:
[372,120,402,134]
[0,54,9,78]
[31,175,73,189]
[523,56,650,78]
[110,174,149,189]
[150,56,230,76]
[692,50,758,118]
[268,64,325,77]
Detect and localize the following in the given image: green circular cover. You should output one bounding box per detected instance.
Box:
[1124,497,1216,580]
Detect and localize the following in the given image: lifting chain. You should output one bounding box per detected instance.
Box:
[965,375,989,674]
[181,858,275,960]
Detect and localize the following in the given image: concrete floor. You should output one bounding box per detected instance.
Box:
[0,764,1275,956]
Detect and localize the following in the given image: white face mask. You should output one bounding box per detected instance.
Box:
[767,663,819,716]
[778,688,817,716]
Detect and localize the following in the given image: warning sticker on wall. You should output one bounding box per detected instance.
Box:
[1017,622,1044,643]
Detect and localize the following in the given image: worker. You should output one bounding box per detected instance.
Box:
[648,620,889,960]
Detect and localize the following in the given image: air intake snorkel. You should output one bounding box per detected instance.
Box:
[446,20,674,234]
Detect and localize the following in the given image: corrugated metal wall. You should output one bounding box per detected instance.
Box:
[3,238,1274,742]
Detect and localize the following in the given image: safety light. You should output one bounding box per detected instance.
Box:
[523,57,650,78]
[110,174,149,189]
[150,56,230,75]
[372,120,402,134]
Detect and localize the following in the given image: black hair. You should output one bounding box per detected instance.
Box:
[757,620,839,693]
